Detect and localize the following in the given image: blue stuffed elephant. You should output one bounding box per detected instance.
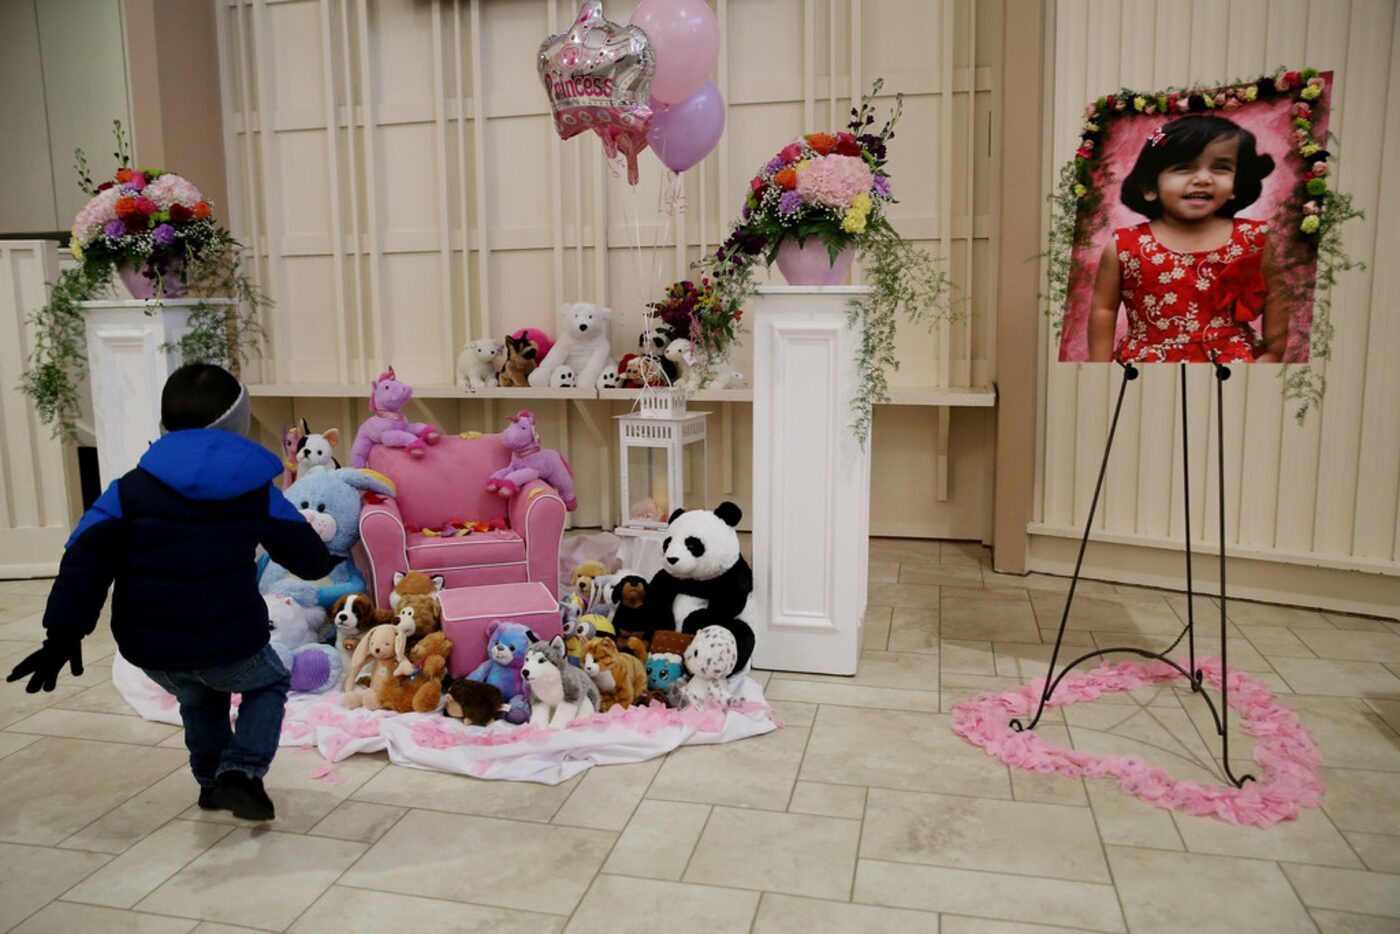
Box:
[258,467,395,609]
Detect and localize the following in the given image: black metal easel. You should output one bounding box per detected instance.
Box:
[1010,359,1255,788]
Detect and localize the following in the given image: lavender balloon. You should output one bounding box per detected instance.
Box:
[646,80,726,173]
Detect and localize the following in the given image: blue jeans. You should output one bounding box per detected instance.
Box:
[144,645,290,787]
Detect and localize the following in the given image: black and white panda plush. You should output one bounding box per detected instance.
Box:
[643,502,756,674]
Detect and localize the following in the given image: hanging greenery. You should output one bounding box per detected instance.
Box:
[19,121,269,442]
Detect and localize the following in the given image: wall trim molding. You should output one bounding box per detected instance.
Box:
[1027,526,1400,620]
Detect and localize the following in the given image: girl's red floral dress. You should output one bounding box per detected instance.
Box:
[1114,218,1268,363]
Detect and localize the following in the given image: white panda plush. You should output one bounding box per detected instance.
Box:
[642,502,756,675]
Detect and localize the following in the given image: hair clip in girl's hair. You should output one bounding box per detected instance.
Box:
[1147,125,1168,147]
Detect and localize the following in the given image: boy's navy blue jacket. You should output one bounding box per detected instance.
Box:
[42,430,335,671]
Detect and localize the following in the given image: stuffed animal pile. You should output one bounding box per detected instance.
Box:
[451,301,740,396]
[255,483,757,727]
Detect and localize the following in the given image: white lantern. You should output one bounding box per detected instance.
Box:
[616,389,708,532]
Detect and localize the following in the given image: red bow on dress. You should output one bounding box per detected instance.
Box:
[1214,251,1267,323]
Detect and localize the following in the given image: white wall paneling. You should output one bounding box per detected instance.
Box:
[1032,0,1400,617]
[217,0,1001,539]
[0,243,74,576]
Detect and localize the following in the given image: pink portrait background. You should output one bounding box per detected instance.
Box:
[1057,86,1329,363]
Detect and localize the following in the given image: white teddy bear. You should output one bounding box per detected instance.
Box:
[529,303,613,389]
[456,338,502,390]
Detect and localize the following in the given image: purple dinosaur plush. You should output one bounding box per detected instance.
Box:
[348,366,441,468]
[485,410,578,511]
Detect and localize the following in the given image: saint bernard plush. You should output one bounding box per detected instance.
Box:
[642,502,756,676]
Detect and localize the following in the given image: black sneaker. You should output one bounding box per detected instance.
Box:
[197,786,220,811]
[211,772,276,821]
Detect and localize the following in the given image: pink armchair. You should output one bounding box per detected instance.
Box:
[358,434,566,608]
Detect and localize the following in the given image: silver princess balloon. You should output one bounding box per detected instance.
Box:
[538,1,656,184]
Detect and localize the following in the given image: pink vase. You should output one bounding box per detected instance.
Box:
[775,239,856,286]
[119,257,188,300]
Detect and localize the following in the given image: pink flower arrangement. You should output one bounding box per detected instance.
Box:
[794,154,874,210]
[68,165,215,267]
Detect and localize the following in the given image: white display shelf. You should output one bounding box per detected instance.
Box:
[247,383,596,400]
[248,383,994,406]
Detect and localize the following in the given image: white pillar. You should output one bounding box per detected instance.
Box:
[750,286,872,675]
[80,298,231,487]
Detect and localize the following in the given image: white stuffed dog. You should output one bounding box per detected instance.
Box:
[529,303,613,389]
[456,338,503,390]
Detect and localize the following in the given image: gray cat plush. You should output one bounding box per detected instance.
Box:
[520,635,601,728]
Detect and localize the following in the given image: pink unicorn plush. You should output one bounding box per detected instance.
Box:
[349,366,441,468]
[485,410,577,511]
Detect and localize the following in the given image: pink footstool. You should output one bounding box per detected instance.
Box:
[438,581,561,678]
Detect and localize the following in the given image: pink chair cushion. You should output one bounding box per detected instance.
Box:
[367,434,511,532]
[406,530,525,571]
[438,582,562,677]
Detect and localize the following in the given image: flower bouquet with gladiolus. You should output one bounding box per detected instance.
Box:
[682,81,956,443]
[21,121,269,441]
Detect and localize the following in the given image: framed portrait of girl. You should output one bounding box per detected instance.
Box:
[1057,71,1334,365]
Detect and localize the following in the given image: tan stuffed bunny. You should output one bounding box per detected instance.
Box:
[342,623,409,709]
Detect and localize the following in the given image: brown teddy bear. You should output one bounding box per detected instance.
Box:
[570,559,610,607]
[376,631,453,714]
[581,636,648,710]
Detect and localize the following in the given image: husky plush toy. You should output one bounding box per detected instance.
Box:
[520,634,601,728]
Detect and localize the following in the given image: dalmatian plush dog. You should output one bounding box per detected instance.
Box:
[668,625,740,709]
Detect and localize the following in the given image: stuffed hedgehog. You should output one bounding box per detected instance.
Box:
[642,502,756,676]
[463,620,534,723]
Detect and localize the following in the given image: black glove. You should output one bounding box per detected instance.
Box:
[6,637,84,693]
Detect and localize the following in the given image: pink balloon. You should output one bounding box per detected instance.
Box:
[629,0,719,105]
[646,81,725,173]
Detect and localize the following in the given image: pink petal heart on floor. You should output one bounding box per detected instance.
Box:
[950,657,1324,827]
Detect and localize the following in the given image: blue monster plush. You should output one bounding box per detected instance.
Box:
[464,621,535,724]
[645,652,685,692]
[258,467,395,609]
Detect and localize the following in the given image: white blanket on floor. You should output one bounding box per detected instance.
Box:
[112,654,778,785]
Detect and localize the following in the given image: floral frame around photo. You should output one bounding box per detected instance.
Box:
[1043,67,1363,421]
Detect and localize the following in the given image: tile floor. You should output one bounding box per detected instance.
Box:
[0,541,1398,933]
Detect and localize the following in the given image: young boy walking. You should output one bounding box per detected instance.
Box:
[7,364,335,820]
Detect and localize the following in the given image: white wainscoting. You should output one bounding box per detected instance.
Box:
[1032,0,1400,617]
[0,242,74,577]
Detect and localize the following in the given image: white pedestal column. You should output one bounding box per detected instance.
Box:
[80,298,230,487]
[750,286,872,675]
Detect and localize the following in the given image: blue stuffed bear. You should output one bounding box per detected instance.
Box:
[258,466,395,609]
[464,621,534,724]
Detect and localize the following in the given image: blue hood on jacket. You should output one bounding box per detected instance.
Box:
[138,430,283,500]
